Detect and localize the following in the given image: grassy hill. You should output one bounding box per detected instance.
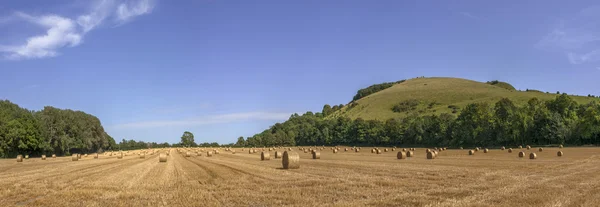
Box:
[330,77,597,121]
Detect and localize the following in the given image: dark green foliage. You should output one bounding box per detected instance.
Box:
[180,131,196,147]
[0,100,115,157]
[392,99,420,113]
[245,95,600,148]
[352,80,406,101]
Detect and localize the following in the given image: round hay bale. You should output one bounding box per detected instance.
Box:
[232,150,236,154]
[406,151,414,157]
[84,154,88,157]
[426,149,431,153]
[371,149,376,153]
[214,150,220,154]
[159,153,167,162]
[274,151,281,158]
[411,148,415,151]
[117,152,123,159]
[16,155,23,162]
[288,147,292,151]
[355,148,360,152]
[475,148,479,152]
[304,149,308,153]
[384,149,388,152]
[402,148,407,152]
[469,150,475,155]
[559,144,563,148]
[261,152,271,160]
[529,152,537,159]
[501,146,505,150]
[52,154,56,158]
[538,147,543,152]
[397,151,406,159]
[376,149,382,154]
[185,152,191,157]
[207,151,213,157]
[282,151,300,169]
[483,148,489,153]
[460,147,463,149]
[333,149,338,153]
[312,151,321,159]
[344,148,348,152]
[25,155,29,159]
[42,154,47,160]
[140,153,146,159]
[526,145,531,150]
[508,148,513,153]
[72,154,79,161]
[557,151,563,156]
[426,151,435,159]
[77,154,82,159]
[391,148,395,151]
[518,151,525,158]
[94,153,99,159]
[519,145,523,149]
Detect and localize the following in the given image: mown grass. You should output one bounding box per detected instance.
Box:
[331,77,598,121]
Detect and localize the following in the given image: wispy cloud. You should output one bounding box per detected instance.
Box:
[537,5,600,66]
[458,12,480,20]
[112,112,293,129]
[0,0,156,60]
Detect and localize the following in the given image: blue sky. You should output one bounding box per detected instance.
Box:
[1,0,599,144]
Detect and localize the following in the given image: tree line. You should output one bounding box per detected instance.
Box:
[237,94,600,148]
[0,100,117,157]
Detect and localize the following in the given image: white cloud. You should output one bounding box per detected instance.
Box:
[567,50,600,64]
[537,6,600,65]
[116,0,155,22]
[0,0,156,60]
[112,112,293,129]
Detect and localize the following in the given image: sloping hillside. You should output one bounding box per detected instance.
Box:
[331,77,597,120]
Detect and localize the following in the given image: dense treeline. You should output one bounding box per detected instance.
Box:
[0,100,117,157]
[241,94,600,147]
[351,80,406,101]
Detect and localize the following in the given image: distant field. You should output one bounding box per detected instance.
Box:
[1,146,599,206]
[333,77,598,121]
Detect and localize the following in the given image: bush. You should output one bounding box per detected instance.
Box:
[392,99,420,113]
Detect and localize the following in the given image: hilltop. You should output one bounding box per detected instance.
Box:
[330,77,597,121]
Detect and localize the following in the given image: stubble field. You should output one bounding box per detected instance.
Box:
[1,147,599,207]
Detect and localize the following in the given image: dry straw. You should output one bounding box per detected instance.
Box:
[261,152,271,160]
[557,151,563,156]
[282,151,300,169]
[17,155,23,162]
[41,155,46,160]
[355,148,360,153]
[274,151,281,158]
[207,151,213,157]
[406,151,414,157]
[508,148,513,153]
[333,149,338,153]
[484,148,489,153]
[185,152,191,157]
[52,154,56,158]
[426,151,435,159]
[384,149,388,152]
[312,151,321,159]
[117,152,123,159]
[559,144,563,148]
[25,155,29,159]
[518,151,525,158]
[159,153,167,162]
[72,154,79,161]
[376,149,382,154]
[526,145,531,150]
[140,153,146,159]
[397,151,406,159]
[501,146,505,150]
[529,152,537,159]
[469,150,475,155]
[539,147,543,152]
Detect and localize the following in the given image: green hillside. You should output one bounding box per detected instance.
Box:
[331,77,597,120]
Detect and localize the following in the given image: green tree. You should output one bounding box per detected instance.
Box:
[180,131,196,147]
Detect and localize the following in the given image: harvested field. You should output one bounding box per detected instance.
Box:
[1,147,600,206]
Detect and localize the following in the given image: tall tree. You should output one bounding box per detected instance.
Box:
[180,131,196,147]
